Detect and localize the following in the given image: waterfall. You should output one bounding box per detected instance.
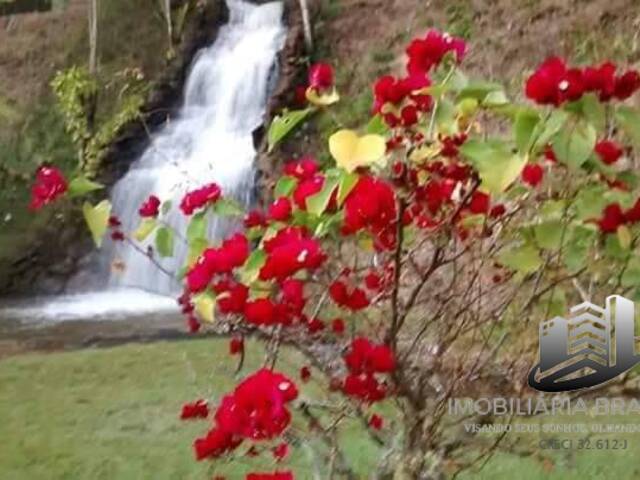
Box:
[0,0,286,323]
[107,0,286,295]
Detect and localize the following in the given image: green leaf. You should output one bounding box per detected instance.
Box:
[457,81,504,102]
[540,199,566,220]
[579,94,606,132]
[155,227,174,258]
[615,106,640,148]
[274,175,298,197]
[563,224,596,272]
[68,177,103,197]
[459,139,526,193]
[605,233,630,260]
[267,108,315,152]
[82,200,111,248]
[337,170,359,206]
[187,211,207,242]
[213,198,244,217]
[573,184,608,220]
[306,176,340,216]
[622,256,640,288]
[482,90,509,107]
[433,97,456,134]
[618,224,632,250]
[514,108,540,153]
[365,115,389,135]
[534,221,564,250]
[551,120,596,169]
[161,200,172,215]
[239,249,266,285]
[499,244,542,274]
[532,110,569,151]
[187,237,208,267]
[134,218,158,242]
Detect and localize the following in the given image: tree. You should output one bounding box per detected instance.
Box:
[30,29,640,479]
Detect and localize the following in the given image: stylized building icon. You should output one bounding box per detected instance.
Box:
[529,295,640,391]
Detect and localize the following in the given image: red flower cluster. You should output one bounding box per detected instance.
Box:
[193,369,298,460]
[180,183,222,215]
[343,337,395,403]
[342,176,398,250]
[521,163,544,187]
[373,74,432,126]
[526,57,640,106]
[406,30,466,77]
[369,414,384,430]
[186,234,249,292]
[139,195,160,217]
[246,472,294,480]
[595,140,623,165]
[597,198,640,233]
[242,279,306,327]
[308,62,334,92]
[29,165,68,211]
[259,227,326,280]
[181,399,209,420]
[329,280,370,311]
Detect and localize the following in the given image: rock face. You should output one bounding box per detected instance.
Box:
[1,0,307,296]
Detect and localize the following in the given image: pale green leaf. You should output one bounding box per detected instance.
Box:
[68,177,104,197]
[82,200,111,248]
[306,176,340,216]
[155,226,174,258]
[499,244,542,274]
[551,120,596,169]
[134,218,158,242]
[267,108,315,152]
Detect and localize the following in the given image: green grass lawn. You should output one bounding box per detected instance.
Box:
[2,339,640,479]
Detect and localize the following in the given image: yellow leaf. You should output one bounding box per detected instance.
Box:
[194,293,216,323]
[409,144,440,164]
[306,86,340,106]
[618,225,632,250]
[82,200,111,248]
[329,129,386,173]
[134,218,158,242]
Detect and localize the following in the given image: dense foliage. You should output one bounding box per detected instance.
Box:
[31,27,640,478]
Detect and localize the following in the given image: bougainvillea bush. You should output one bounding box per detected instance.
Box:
[32,28,640,479]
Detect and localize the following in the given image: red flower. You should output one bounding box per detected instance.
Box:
[187,315,201,333]
[29,165,68,211]
[468,191,490,215]
[406,30,466,76]
[489,204,506,218]
[246,472,294,480]
[308,62,334,91]
[525,57,584,106]
[331,318,345,335]
[364,272,382,291]
[180,183,221,215]
[283,157,318,181]
[329,280,370,311]
[293,175,323,210]
[401,105,419,126]
[139,195,161,217]
[259,227,326,280]
[273,442,289,461]
[521,163,544,187]
[595,140,623,165]
[194,427,241,460]
[300,366,311,382]
[244,298,276,326]
[342,176,397,251]
[245,210,266,228]
[110,231,125,242]
[582,62,616,101]
[307,317,325,334]
[216,281,249,314]
[181,399,209,420]
[186,235,249,293]
[343,373,387,403]
[625,198,640,223]
[108,215,122,228]
[215,369,298,441]
[598,203,625,233]
[614,70,640,100]
[229,337,244,355]
[280,278,306,314]
[268,197,292,222]
[369,414,384,430]
[344,337,396,374]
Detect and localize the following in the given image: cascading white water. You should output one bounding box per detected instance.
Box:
[0,0,286,323]
[108,0,286,295]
